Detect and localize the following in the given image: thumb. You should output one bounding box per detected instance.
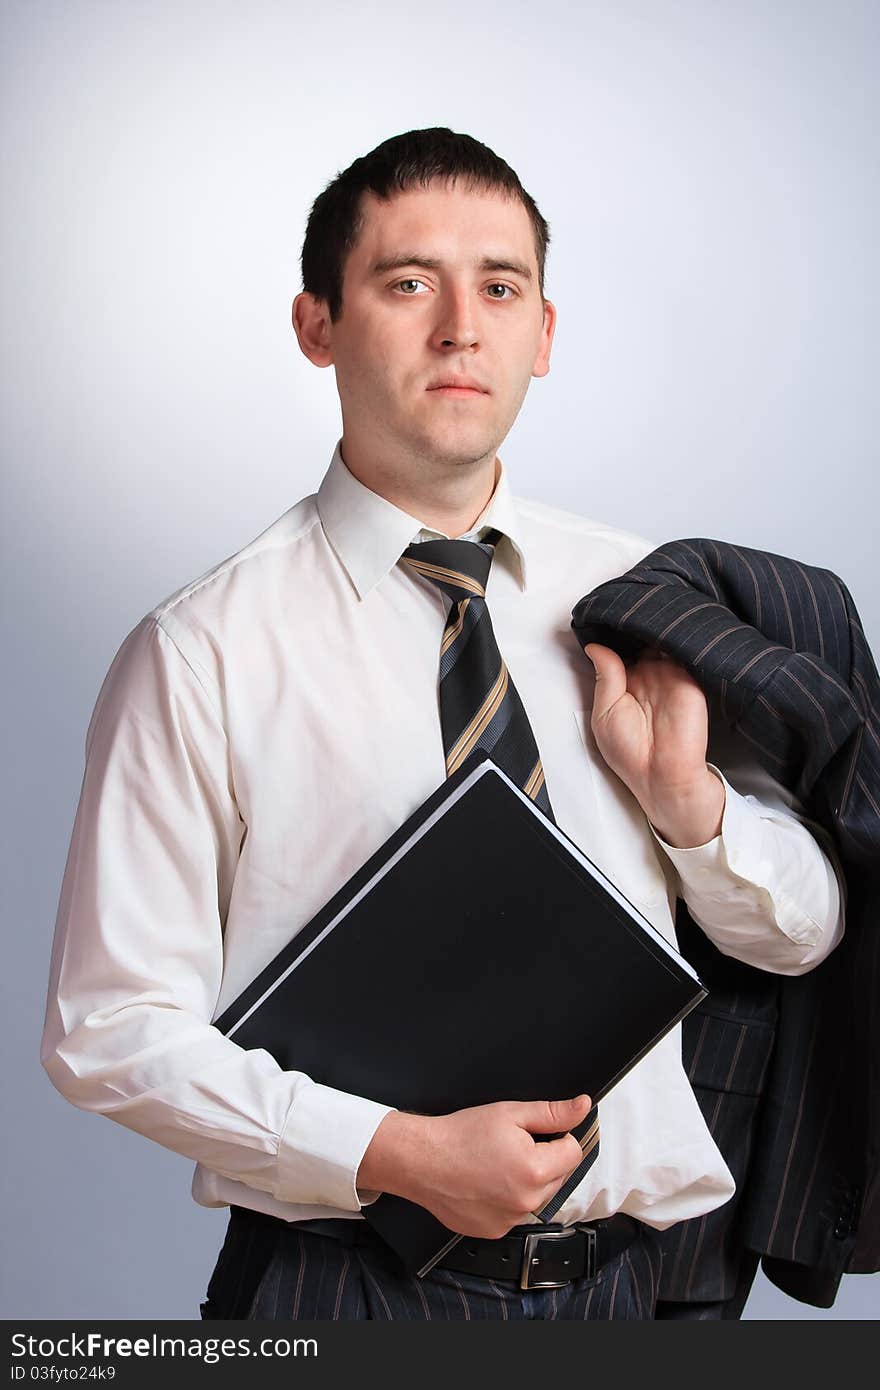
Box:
[584,644,627,720]
[517,1095,592,1136]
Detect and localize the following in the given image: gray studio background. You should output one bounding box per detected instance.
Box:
[3,0,877,1320]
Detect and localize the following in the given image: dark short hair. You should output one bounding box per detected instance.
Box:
[300,127,550,321]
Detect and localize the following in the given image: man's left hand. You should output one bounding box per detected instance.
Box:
[584,642,726,849]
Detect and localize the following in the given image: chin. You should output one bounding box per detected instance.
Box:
[421,424,500,465]
[430,442,498,469]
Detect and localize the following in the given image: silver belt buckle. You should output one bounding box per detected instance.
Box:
[520,1226,592,1290]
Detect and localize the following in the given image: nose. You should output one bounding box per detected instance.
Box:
[429,283,478,352]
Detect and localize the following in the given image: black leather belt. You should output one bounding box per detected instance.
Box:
[244,1210,642,1291]
[438,1216,640,1289]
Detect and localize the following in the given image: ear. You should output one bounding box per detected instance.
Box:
[531,298,556,379]
[292,291,334,368]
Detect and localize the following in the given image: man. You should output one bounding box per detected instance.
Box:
[41,127,845,1320]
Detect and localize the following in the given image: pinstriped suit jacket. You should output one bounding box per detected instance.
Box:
[571,538,879,1308]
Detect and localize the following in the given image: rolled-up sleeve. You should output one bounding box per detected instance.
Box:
[649,737,846,976]
[40,615,392,1210]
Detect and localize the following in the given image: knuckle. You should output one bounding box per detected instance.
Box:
[531,1154,555,1189]
[527,1150,549,1182]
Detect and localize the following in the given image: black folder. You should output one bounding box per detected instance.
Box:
[214,750,705,1276]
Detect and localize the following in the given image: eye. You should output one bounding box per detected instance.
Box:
[485,283,515,300]
[393,278,430,295]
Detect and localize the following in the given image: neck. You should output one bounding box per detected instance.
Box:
[339,439,501,539]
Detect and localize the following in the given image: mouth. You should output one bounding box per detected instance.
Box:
[426,379,490,398]
[428,386,487,398]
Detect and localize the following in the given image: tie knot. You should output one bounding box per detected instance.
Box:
[400,531,500,602]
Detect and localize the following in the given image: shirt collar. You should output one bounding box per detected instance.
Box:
[316,440,528,599]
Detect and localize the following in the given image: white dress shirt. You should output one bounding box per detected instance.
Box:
[41,442,845,1232]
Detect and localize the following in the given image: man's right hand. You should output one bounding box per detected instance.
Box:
[356,1094,592,1238]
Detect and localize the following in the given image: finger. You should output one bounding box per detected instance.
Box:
[533,1131,588,1185]
[515,1095,592,1135]
[583,644,627,720]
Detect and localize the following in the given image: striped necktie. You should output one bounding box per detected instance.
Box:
[401,529,553,817]
[400,528,600,1187]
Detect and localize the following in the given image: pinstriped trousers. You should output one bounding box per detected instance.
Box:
[199,1209,666,1320]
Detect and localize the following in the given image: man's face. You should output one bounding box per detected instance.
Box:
[311,180,555,475]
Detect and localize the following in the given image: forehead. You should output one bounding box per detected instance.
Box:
[348,181,538,269]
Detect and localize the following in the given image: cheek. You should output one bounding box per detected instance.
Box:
[337,342,399,403]
[367,338,414,396]
[494,367,531,418]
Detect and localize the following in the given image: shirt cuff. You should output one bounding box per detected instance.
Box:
[274,1081,395,1212]
[647,763,821,948]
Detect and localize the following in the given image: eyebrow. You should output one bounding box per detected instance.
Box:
[370,254,533,282]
